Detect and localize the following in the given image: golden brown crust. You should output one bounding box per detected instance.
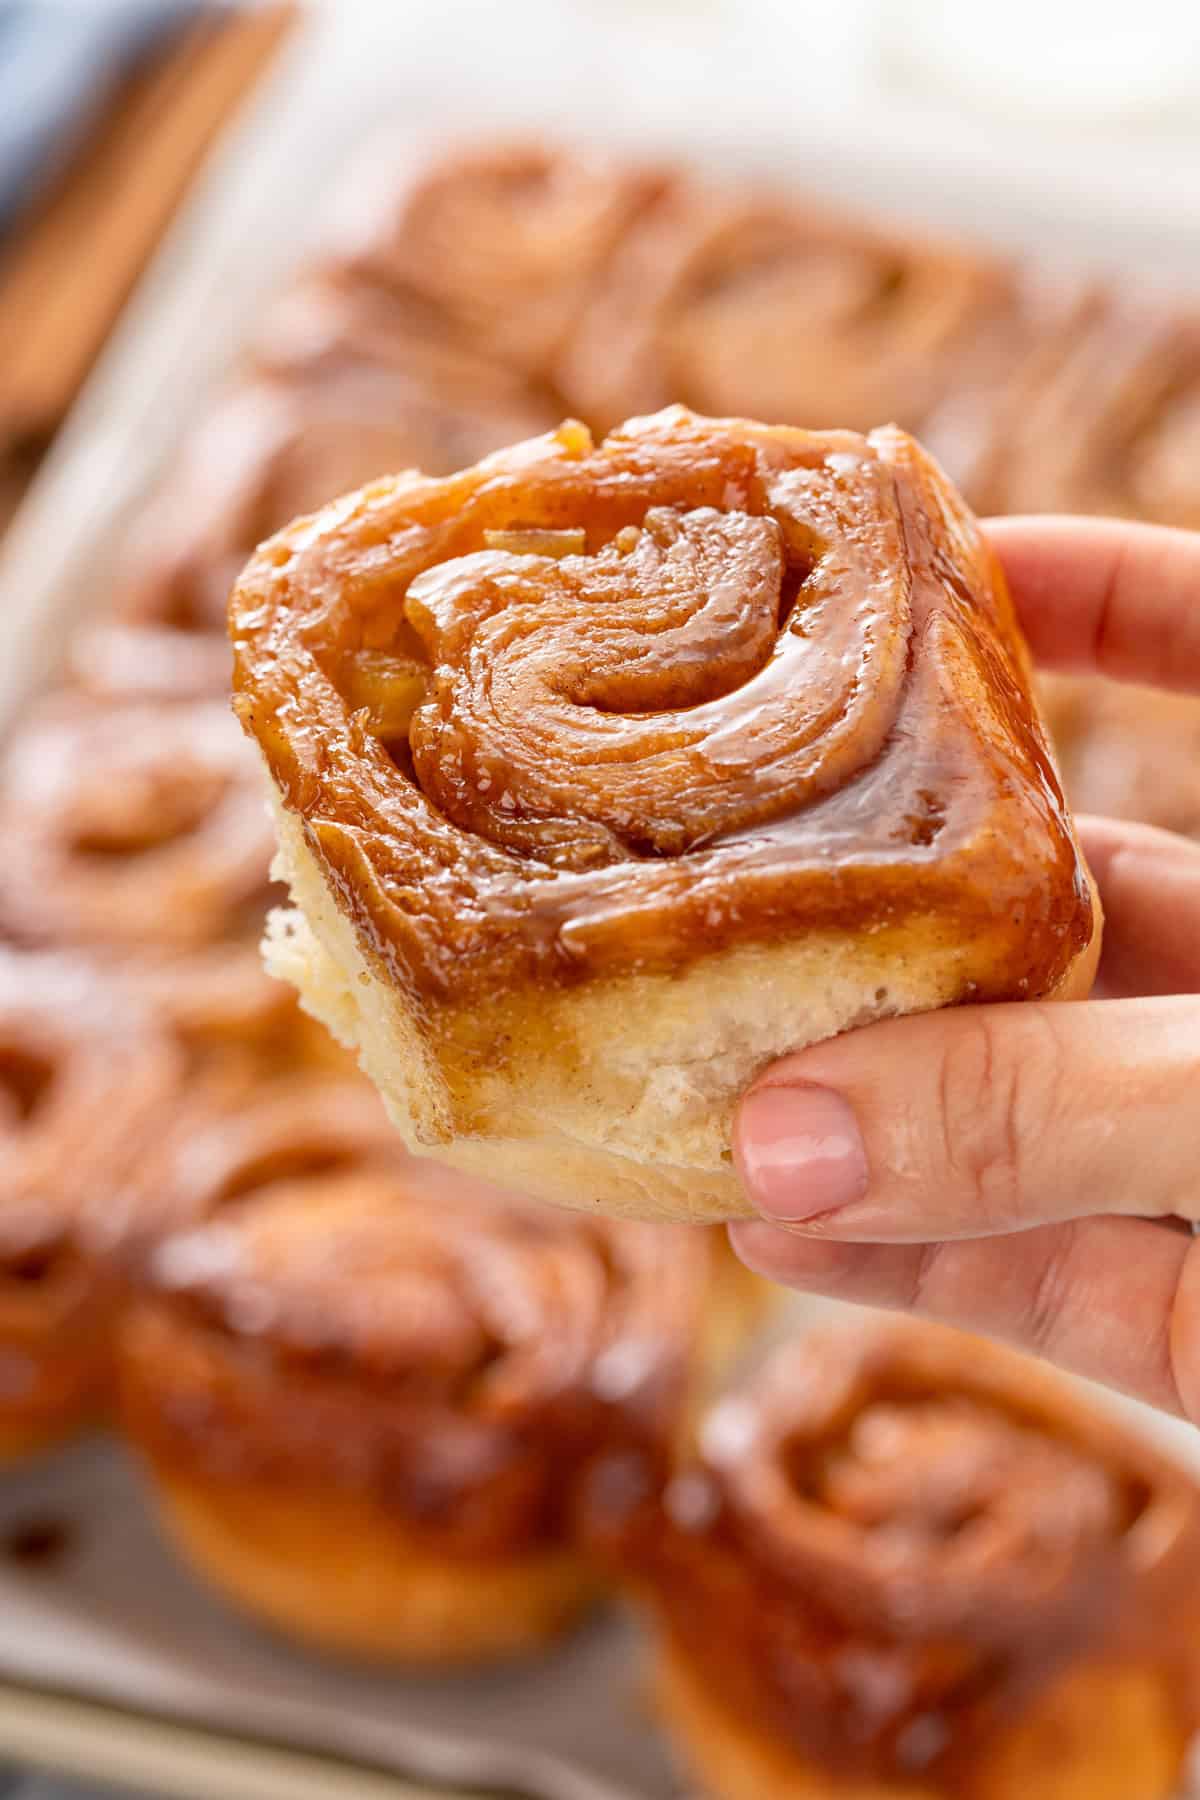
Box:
[232,406,1095,1006]
[655,1636,1189,1800]
[583,1319,1200,1794]
[0,693,276,951]
[0,951,181,1458]
[142,1469,597,1664]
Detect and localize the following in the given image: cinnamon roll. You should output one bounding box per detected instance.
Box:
[560,183,1024,438]
[0,950,179,1460]
[0,692,276,950]
[1039,672,1200,843]
[117,1156,745,1663]
[583,1320,1200,1800]
[331,140,666,387]
[231,406,1099,1221]
[960,288,1200,528]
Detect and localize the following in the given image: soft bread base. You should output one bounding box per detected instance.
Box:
[265,797,1100,1224]
[655,1637,1186,1800]
[142,1464,597,1664]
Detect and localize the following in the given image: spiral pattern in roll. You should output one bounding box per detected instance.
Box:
[233,405,1093,1003]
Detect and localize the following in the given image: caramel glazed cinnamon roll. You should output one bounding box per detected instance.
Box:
[582,1320,1200,1800]
[0,950,180,1461]
[231,406,1100,1222]
[0,691,276,952]
[117,1142,749,1663]
[0,687,342,1084]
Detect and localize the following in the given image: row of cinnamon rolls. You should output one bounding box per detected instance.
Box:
[4,978,1198,1800]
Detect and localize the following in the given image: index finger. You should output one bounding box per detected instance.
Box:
[984,515,1200,694]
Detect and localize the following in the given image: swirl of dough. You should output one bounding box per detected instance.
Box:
[404,459,909,866]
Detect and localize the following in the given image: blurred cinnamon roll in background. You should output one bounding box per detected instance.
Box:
[112,943,347,1082]
[584,1319,1200,1800]
[959,291,1200,529]
[118,1157,755,1662]
[233,405,1098,1221]
[103,1071,399,1261]
[0,951,179,1462]
[1039,672,1200,844]
[331,140,667,389]
[560,183,1028,440]
[0,692,276,951]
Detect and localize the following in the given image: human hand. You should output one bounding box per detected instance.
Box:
[730,516,1200,1420]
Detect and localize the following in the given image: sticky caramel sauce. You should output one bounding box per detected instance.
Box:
[230,408,1094,1004]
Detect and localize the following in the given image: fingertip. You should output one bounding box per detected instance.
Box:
[727,1218,859,1287]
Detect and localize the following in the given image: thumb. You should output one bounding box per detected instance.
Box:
[734,996,1200,1240]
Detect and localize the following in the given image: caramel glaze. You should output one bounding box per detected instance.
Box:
[0,693,277,951]
[231,407,1094,1004]
[119,1165,715,1559]
[0,952,181,1429]
[581,1323,1200,1791]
